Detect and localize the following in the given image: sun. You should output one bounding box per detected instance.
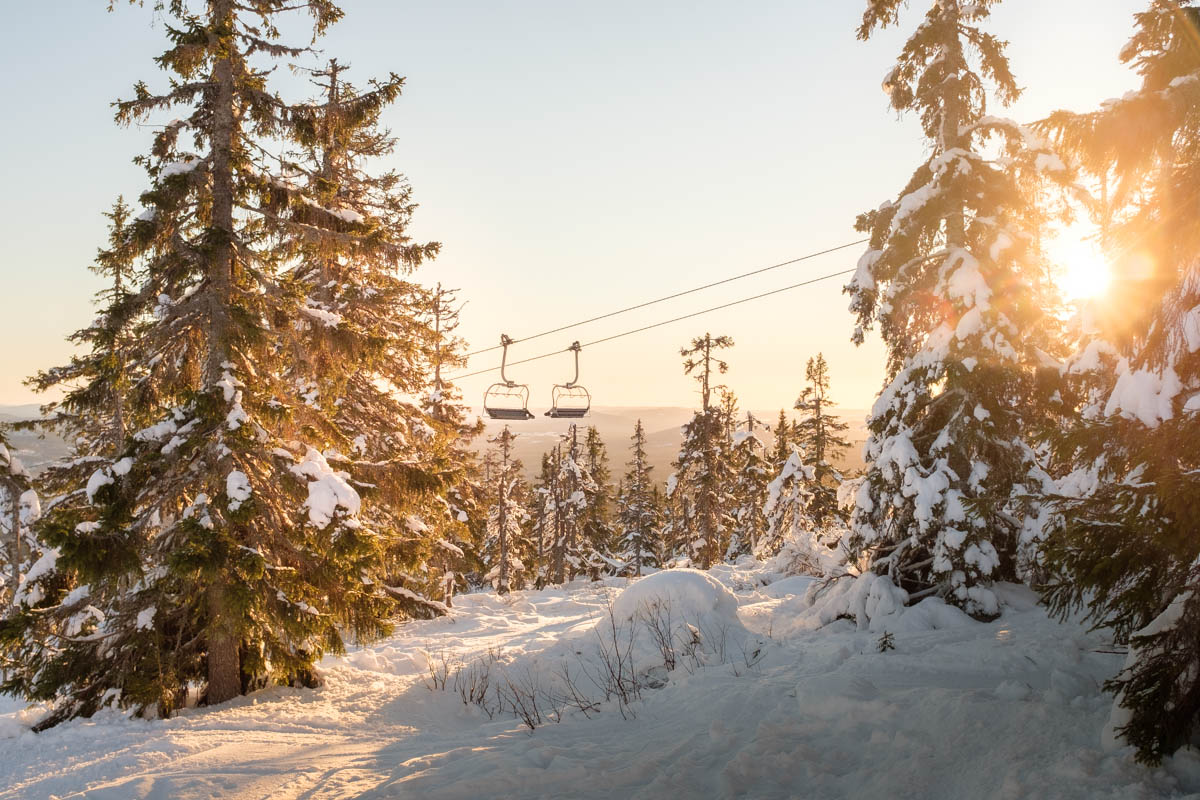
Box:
[1047,229,1112,302]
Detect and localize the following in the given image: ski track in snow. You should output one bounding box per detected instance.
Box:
[2,564,1199,800]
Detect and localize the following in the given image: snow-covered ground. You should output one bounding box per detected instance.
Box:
[2,564,1198,800]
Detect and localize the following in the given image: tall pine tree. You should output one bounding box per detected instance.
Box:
[666,333,737,568]
[728,412,770,559]
[792,353,852,529]
[1038,0,1200,764]
[846,0,1071,617]
[615,419,662,575]
[580,426,615,575]
[2,0,448,725]
[482,427,527,594]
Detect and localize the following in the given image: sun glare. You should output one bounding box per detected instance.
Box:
[1048,230,1112,302]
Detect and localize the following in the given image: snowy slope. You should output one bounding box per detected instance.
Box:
[1,566,1197,800]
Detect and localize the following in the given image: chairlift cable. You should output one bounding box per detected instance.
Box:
[450,266,856,382]
[461,239,868,359]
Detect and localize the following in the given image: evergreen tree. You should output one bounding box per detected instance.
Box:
[17,199,146,588]
[545,425,599,583]
[649,485,671,566]
[769,409,797,473]
[278,60,452,615]
[1037,0,1200,764]
[615,420,661,575]
[728,412,770,559]
[581,426,615,575]
[420,285,485,606]
[28,198,143,456]
[526,450,559,588]
[845,0,1071,617]
[482,427,527,594]
[760,447,823,567]
[666,333,737,568]
[1,0,452,726]
[792,353,852,528]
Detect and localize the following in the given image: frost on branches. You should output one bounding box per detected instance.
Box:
[845,0,1071,618]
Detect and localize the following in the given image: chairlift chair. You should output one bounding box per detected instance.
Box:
[545,341,591,418]
[483,335,535,420]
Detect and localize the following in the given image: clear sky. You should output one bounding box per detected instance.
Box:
[0,0,1143,414]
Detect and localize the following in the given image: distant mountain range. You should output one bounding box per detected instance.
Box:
[0,404,869,481]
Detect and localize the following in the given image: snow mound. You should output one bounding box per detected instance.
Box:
[612,569,740,629]
[608,569,762,672]
[775,571,976,636]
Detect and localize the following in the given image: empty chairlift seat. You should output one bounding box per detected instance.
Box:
[545,341,591,418]
[483,334,535,421]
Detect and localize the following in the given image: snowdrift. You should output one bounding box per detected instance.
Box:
[0,566,1197,799]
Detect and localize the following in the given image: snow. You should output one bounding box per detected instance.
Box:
[225,470,251,511]
[85,467,114,503]
[1105,364,1182,428]
[435,538,465,557]
[13,548,59,605]
[611,568,740,628]
[159,157,200,178]
[0,567,1195,799]
[290,447,361,528]
[18,490,40,526]
[302,304,343,328]
[329,207,364,224]
[135,606,157,631]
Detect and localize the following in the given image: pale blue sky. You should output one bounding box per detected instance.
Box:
[1,1,1142,413]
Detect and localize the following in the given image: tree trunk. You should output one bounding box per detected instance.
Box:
[207,0,236,387]
[204,0,242,703]
[206,583,241,705]
[939,0,967,249]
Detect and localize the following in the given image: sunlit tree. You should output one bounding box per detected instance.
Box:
[846,0,1071,618]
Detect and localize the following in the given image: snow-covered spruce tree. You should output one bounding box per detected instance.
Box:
[421,286,486,606]
[1036,1,1200,764]
[554,425,602,582]
[666,333,737,569]
[728,412,770,559]
[649,485,671,566]
[581,426,616,576]
[275,60,455,616]
[759,359,853,576]
[615,419,662,575]
[792,353,852,528]
[769,409,799,473]
[28,198,144,458]
[759,447,817,559]
[845,0,1072,617]
[2,0,450,727]
[482,426,528,594]
[536,426,600,584]
[527,450,555,588]
[0,199,140,695]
